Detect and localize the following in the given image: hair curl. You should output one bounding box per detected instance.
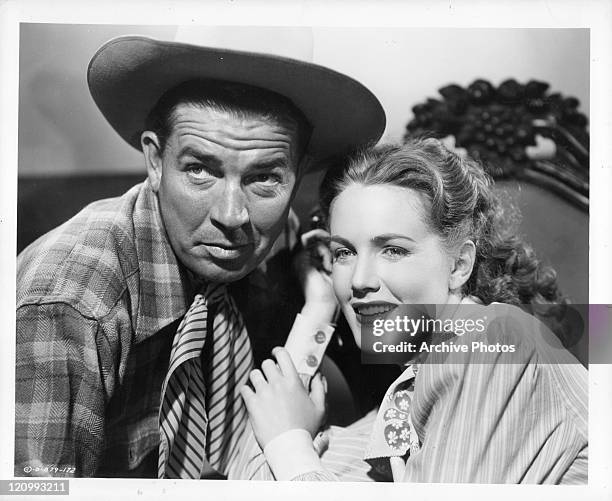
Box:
[320,138,565,306]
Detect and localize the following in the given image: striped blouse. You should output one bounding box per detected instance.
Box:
[231,303,588,484]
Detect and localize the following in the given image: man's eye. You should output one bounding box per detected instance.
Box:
[382,246,409,259]
[250,173,281,186]
[185,164,211,177]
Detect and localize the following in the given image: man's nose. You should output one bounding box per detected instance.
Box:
[210,181,249,231]
[350,254,380,297]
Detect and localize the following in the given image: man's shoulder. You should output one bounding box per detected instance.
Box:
[17,183,146,318]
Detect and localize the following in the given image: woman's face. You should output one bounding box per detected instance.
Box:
[329,183,455,348]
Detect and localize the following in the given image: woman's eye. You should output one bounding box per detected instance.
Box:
[332,248,354,262]
[382,246,409,259]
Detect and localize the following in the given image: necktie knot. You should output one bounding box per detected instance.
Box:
[202,282,227,305]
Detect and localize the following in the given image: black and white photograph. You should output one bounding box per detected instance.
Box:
[1,1,611,500]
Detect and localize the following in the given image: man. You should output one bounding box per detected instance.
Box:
[15,32,385,478]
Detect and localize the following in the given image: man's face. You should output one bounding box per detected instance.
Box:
[143,103,301,283]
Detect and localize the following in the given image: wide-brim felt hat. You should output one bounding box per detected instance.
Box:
[87,29,386,166]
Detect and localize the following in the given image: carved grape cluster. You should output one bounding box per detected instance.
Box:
[404,79,589,178]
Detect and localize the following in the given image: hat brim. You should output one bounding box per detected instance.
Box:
[87,36,386,166]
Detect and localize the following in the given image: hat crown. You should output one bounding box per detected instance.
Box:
[88,29,385,164]
[174,26,314,62]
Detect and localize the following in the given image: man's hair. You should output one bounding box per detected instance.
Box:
[144,79,313,161]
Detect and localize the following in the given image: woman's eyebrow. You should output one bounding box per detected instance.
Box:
[372,233,415,244]
[330,235,352,246]
[330,234,416,246]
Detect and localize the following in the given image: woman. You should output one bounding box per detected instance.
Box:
[240,138,588,483]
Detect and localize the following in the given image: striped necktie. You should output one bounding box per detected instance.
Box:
[158,283,254,478]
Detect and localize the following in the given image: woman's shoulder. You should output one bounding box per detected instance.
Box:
[419,301,586,391]
[436,301,586,426]
[426,301,539,362]
[444,301,561,355]
[476,302,585,367]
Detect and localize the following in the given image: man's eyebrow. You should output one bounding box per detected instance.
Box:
[251,158,291,170]
[178,146,222,167]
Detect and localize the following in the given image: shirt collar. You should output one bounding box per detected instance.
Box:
[132,180,192,343]
[363,364,418,462]
[128,180,294,343]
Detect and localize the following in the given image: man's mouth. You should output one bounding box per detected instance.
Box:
[203,242,253,260]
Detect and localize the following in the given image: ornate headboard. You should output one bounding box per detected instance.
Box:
[403,78,589,305]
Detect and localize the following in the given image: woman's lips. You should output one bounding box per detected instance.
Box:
[352,301,398,320]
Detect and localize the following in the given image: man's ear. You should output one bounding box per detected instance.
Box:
[141,131,163,192]
[449,240,476,292]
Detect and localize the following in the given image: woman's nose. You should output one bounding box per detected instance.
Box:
[350,255,380,297]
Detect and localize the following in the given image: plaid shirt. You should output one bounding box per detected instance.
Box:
[15,180,301,478]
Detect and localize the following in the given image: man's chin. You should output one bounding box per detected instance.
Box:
[185,258,257,284]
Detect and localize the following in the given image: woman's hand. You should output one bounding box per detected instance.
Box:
[294,228,339,322]
[240,347,327,449]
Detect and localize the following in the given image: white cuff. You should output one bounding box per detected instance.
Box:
[285,313,335,377]
[263,429,324,480]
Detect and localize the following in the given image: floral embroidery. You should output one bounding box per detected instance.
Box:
[384,423,409,451]
[385,408,397,419]
[381,371,421,454]
[394,390,411,411]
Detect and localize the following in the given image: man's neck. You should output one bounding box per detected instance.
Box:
[181,266,208,300]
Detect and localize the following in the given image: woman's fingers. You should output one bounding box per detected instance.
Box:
[261,358,281,382]
[240,384,255,408]
[271,347,299,380]
[248,368,267,391]
[319,242,332,273]
[300,228,330,247]
[309,373,327,415]
[241,355,326,447]
[247,352,296,395]
[301,229,333,273]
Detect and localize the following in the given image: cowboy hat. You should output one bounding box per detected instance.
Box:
[87,28,386,164]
